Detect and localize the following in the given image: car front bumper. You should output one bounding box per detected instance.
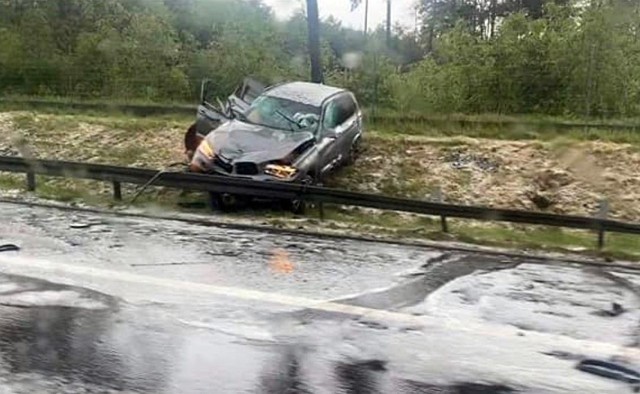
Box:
[189,156,307,184]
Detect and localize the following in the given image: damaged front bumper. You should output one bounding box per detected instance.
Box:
[189,151,306,183]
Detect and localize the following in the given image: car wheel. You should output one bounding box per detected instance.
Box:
[209,192,241,212]
[346,138,362,166]
[285,175,314,215]
[287,198,306,215]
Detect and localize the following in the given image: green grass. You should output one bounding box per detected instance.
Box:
[371,119,640,145]
[10,111,191,134]
[323,206,640,261]
[5,96,640,145]
[0,174,24,189]
[369,109,640,128]
[455,223,640,261]
[0,94,194,106]
[6,97,640,127]
[33,178,112,204]
[0,95,194,118]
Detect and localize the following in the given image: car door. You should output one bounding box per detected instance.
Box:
[334,93,361,161]
[196,79,266,136]
[317,93,358,177]
[196,80,227,136]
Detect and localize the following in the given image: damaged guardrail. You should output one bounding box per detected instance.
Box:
[0,156,638,249]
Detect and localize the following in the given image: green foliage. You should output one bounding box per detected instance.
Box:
[395,1,640,117]
[1,0,640,119]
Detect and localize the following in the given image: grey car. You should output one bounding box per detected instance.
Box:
[189,81,363,187]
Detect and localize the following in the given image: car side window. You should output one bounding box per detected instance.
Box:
[322,95,356,131]
[335,95,356,125]
[322,100,340,129]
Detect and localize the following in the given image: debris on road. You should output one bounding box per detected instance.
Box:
[70,222,91,229]
[0,244,19,252]
[576,359,640,385]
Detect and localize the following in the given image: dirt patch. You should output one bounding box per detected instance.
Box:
[0,112,185,168]
[1,111,639,221]
[331,135,640,221]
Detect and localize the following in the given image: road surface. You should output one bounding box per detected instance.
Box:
[0,201,638,393]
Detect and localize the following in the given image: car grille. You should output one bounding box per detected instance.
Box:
[235,162,259,175]
[213,156,233,173]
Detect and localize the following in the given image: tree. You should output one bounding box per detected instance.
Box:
[350,0,369,35]
[351,0,392,45]
[386,0,391,46]
[306,0,323,83]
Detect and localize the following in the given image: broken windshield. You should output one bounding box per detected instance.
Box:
[243,95,320,133]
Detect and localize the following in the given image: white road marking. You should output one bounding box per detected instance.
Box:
[0,255,639,361]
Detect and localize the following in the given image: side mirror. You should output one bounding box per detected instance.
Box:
[323,129,338,140]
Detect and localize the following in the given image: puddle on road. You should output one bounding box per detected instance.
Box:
[404,263,640,346]
[0,202,445,300]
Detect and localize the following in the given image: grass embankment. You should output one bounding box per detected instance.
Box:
[0,109,639,260]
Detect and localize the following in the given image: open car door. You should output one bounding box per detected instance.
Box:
[186,78,267,158]
[194,78,266,136]
[230,78,266,112]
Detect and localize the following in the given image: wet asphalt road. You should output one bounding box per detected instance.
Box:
[0,201,639,393]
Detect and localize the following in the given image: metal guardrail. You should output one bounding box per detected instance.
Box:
[0,156,638,248]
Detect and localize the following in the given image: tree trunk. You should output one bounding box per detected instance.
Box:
[386,0,392,46]
[306,0,323,83]
[490,0,497,38]
[427,25,434,53]
[364,0,369,37]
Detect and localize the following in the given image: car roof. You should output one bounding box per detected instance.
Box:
[264,82,346,107]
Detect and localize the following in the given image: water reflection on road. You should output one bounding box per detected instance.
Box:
[0,202,637,393]
[0,272,528,394]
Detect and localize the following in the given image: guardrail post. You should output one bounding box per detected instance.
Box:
[314,169,324,221]
[113,181,122,201]
[596,199,609,250]
[26,172,36,191]
[441,215,449,233]
[433,187,448,233]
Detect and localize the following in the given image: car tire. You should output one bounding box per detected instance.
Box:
[209,192,243,212]
[286,198,307,215]
[285,175,315,215]
[346,138,362,166]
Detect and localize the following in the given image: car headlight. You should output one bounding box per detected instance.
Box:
[265,164,298,179]
[197,140,214,159]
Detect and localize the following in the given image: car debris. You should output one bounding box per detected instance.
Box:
[184,79,364,212]
[576,359,640,386]
[447,150,498,172]
[0,244,19,252]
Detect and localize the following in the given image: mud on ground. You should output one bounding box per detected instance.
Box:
[1,111,639,221]
[330,135,640,221]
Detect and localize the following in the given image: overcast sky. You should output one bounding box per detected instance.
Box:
[262,0,419,31]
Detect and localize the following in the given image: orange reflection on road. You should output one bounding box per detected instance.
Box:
[269,248,294,274]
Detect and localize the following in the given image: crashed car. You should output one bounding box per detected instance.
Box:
[185,80,363,210]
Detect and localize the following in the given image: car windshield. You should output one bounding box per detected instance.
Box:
[243,95,320,133]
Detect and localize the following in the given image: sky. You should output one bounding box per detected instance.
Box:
[262,0,420,32]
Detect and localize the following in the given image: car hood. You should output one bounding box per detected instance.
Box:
[205,120,315,164]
